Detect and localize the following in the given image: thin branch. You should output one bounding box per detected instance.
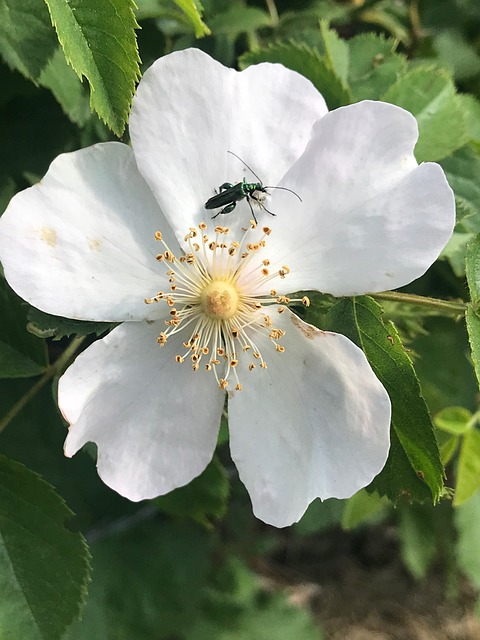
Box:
[371,291,467,314]
[0,336,86,434]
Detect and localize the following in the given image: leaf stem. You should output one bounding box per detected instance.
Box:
[371,291,467,314]
[0,336,85,434]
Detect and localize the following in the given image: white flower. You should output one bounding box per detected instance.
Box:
[0,49,455,527]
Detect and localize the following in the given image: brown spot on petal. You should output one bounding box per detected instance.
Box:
[41,227,57,247]
[88,237,102,251]
[290,313,327,339]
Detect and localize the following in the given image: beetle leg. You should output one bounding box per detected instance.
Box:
[245,196,258,224]
[250,193,275,218]
[212,202,237,219]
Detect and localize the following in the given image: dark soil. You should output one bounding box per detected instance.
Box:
[257,525,480,640]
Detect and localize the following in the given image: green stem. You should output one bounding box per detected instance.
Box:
[0,336,85,434]
[371,291,467,314]
[264,0,279,25]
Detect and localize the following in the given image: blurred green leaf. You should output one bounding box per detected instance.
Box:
[441,229,475,278]
[0,177,16,216]
[434,406,473,435]
[359,3,410,46]
[457,95,480,144]
[0,378,137,529]
[67,520,213,639]
[156,455,229,525]
[347,32,407,101]
[210,6,271,37]
[432,29,480,81]
[0,279,47,378]
[412,317,477,414]
[186,556,323,640]
[0,454,90,639]
[382,67,468,162]
[440,435,459,466]
[327,296,443,503]
[0,0,57,81]
[135,0,169,20]
[455,489,480,589]
[240,41,351,109]
[455,428,480,506]
[398,505,437,580]
[294,498,344,536]
[38,46,90,126]
[174,0,210,37]
[342,489,388,530]
[440,146,480,226]
[44,0,140,136]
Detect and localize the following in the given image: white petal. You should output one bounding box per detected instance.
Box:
[61,321,225,501]
[129,48,327,240]
[228,309,391,528]
[0,143,177,321]
[268,101,455,294]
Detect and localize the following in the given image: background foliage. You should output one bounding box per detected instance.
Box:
[1,0,480,637]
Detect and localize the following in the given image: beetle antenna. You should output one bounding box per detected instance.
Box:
[264,186,303,202]
[227,151,263,184]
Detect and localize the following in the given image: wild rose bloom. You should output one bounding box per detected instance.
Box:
[0,49,455,527]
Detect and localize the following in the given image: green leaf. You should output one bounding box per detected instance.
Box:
[0,279,47,378]
[347,32,407,101]
[457,95,480,144]
[0,0,57,81]
[173,0,210,37]
[455,428,480,506]
[466,305,480,394]
[67,520,213,639]
[156,456,229,525]
[43,0,141,136]
[319,20,349,84]
[455,489,480,589]
[440,146,480,226]
[27,306,115,340]
[0,455,91,639]
[398,505,437,580]
[38,46,90,126]
[466,235,480,394]
[341,489,388,530]
[239,41,352,110]
[434,406,473,435]
[327,296,443,503]
[466,232,480,305]
[382,66,468,162]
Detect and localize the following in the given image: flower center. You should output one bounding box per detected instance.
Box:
[145,221,309,392]
[201,281,239,320]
